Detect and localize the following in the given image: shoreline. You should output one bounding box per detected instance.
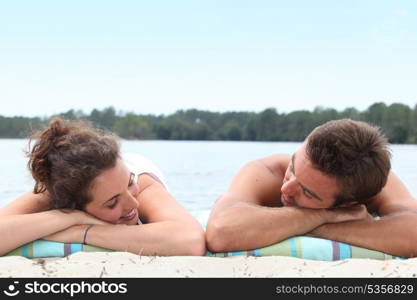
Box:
[1,252,417,278]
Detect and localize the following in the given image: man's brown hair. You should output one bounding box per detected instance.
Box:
[306,119,391,206]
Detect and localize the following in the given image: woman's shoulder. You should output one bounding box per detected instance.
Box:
[121,152,151,163]
[121,152,159,171]
[121,152,168,189]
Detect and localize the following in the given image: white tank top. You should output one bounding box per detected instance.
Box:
[121,153,168,225]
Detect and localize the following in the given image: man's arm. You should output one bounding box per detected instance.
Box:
[367,172,417,216]
[309,211,417,257]
[310,171,417,257]
[205,155,366,252]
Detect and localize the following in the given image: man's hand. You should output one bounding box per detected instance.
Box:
[325,204,374,224]
[308,205,374,238]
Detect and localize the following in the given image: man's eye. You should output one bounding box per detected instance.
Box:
[303,190,313,199]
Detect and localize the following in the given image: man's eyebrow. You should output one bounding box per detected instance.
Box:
[292,152,323,201]
[298,182,323,201]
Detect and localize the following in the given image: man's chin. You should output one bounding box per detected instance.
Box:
[281,195,293,206]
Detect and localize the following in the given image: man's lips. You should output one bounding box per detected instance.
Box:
[281,193,294,206]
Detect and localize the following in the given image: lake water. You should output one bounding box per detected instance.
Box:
[1,139,416,213]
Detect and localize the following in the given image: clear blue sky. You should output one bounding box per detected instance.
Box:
[1,0,416,117]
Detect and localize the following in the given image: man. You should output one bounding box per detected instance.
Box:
[206,119,417,257]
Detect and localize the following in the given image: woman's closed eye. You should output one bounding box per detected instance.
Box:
[128,172,138,194]
[128,174,134,187]
[107,198,119,209]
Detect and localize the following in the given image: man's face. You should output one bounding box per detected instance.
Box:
[280,143,339,209]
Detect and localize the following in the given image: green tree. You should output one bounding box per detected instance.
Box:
[113,113,154,139]
[382,103,411,144]
[218,120,242,141]
[88,107,118,129]
[284,110,314,141]
[364,102,387,127]
[255,108,280,141]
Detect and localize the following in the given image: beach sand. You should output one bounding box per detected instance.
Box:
[1,252,417,277]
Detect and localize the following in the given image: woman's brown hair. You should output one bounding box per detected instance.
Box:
[27,117,120,210]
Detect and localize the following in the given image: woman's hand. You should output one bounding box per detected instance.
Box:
[66,210,111,226]
[42,224,87,244]
[42,211,112,243]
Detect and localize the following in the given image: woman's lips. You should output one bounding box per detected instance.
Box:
[120,208,137,221]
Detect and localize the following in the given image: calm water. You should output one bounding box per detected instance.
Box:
[1,139,416,213]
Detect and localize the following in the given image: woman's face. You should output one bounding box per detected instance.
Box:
[85,158,140,225]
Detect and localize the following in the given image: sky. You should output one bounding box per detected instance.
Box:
[0,0,416,117]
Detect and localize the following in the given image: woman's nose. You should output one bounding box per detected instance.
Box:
[128,191,139,205]
[121,190,139,208]
[128,182,140,198]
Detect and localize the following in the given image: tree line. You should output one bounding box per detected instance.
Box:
[1,102,416,144]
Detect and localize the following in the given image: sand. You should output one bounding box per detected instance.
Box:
[1,252,417,277]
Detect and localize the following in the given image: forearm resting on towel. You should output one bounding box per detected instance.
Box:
[44,221,205,256]
[0,210,105,255]
[309,211,417,258]
[206,201,368,252]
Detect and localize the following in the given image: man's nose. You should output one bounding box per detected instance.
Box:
[281,176,298,195]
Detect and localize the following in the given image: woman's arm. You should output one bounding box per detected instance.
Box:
[0,191,52,216]
[44,174,206,256]
[0,209,107,255]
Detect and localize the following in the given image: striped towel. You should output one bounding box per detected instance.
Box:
[3,210,402,260]
[4,235,401,261]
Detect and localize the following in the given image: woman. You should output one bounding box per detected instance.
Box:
[0,118,205,256]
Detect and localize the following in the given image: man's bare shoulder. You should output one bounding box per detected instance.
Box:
[257,153,291,177]
[366,172,417,215]
[219,154,290,207]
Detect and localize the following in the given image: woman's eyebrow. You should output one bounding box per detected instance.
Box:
[102,172,132,205]
[103,194,120,205]
[291,154,295,173]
